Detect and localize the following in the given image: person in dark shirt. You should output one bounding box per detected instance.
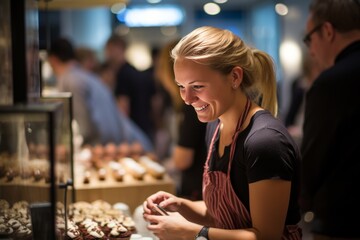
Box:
[104,35,156,142]
[301,0,360,239]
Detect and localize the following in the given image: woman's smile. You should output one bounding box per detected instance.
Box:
[194,104,209,112]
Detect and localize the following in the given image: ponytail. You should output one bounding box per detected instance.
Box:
[249,49,278,117]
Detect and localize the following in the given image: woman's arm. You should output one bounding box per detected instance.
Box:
[195,179,291,240]
[177,198,214,226]
[248,179,291,240]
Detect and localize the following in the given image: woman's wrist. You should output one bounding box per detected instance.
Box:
[184,222,203,240]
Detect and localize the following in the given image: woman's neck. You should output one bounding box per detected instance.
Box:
[218,94,249,153]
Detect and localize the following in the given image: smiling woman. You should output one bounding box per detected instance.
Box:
[142,26,302,240]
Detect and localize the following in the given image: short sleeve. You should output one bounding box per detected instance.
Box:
[244,127,297,183]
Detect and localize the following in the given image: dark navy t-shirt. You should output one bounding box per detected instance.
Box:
[206,110,301,225]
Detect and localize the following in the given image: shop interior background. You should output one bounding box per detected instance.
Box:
[32,0,311,120]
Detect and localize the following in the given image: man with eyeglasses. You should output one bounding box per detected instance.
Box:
[300,0,360,239]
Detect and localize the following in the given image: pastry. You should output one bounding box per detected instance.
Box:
[108,224,131,240]
[12,201,29,211]
[83,226,106,240]
[98,168,107,181]
[0,199,10,212]
[129,142,144,160]
[92,200,111,211]
[98,219,112,235]
[122,217,136,234]
[33,169,43,181]
[8,219,21,231]
[112,168,125,182]
[66,226,83,240]
[91,144,104,167]
[0,224,13,239]
[83,171,91,184]
[109,162,125,181]
[66,229,83,240]
[117,143,130,159]
[5,168,16,182]
[138,156,165,179]
[120,158,145,180]
[14,225,32,240]
[104,143,117,161]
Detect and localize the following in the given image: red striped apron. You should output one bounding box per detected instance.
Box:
[202,99,302,239]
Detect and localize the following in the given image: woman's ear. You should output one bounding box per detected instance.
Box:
[231,66,243,89]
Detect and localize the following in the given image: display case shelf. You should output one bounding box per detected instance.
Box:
[74,172,175,213]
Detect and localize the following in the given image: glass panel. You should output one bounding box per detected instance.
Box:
[0,103,63,239]
[0,0,13,105]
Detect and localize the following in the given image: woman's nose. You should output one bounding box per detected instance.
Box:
[182,89,197,105]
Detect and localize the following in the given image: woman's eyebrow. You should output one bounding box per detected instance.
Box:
[175,80,199,85]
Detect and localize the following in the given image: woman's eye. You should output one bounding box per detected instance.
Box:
[192,85,203,90]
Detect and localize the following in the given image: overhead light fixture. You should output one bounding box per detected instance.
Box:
[275,3,288,16]
[147,0,162,3]
[111,3,126,14]
[214,0,228,4]
[117,5,184,27]
[204,2,221,15]
[280,41,301,73]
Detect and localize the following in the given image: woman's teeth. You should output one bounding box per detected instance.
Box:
[194,104,209,111]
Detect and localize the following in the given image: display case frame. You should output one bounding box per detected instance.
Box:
[41,91,75,202]
[0,102,64,239]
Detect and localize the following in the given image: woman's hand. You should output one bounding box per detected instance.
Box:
[143,211,199,240]
[143,191,182,215]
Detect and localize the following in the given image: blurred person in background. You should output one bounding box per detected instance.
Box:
[104,34,156,142]
[155,40,207,201]
[284,52,321,146]
[95,61,117,92]
[75,46,100,73]
[300,0,360,239]
[47,37,153,151]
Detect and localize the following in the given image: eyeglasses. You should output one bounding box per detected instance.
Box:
[303,23,323,47]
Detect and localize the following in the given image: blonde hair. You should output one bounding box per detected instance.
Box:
[171,26,278,116]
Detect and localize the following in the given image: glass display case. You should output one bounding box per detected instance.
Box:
[0,102,72,239]
[41,92,75,202]
[0,0,12,105]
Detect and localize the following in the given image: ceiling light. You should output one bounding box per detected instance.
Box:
[111,3,126,14]
[214,0,228,4]
[147,0,162,3]
[275,3,288,16]
[204,3,221,15]
[117,5,184,27]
